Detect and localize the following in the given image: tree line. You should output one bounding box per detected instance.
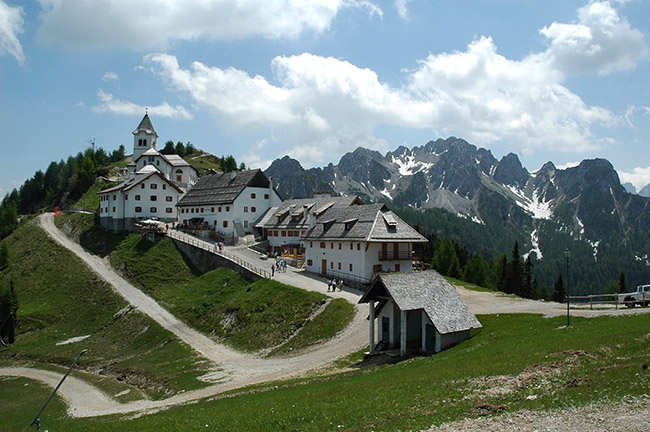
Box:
[0,145,125,239]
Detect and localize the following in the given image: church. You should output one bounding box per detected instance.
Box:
[98,114,199,231]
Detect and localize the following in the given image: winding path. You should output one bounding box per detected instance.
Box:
[2,214,647,418]
[0,214,367,417]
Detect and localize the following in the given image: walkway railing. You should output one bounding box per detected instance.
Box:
[167,229,270,279]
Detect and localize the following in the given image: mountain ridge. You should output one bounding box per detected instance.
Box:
[264,137,650,293]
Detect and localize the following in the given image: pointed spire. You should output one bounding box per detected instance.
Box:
[133,112,158,137]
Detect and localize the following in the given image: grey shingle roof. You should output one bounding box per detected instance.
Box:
[359,270,482,334]
[255,196,361,230]
[162,154,191,167]
[132,113,157,136]
[99,167,183,195]
[302,204,427,243]
[177,169,269,206]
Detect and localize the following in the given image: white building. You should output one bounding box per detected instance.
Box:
[254,196,363,256]
[302,203,428,283]
[99,113,198,230]
[176,169,282,244]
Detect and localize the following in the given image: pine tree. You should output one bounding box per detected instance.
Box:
[0,242,8,269]
[523,255,533,299]
[433,238,457,276]
[448,254,461,278]
[553,273,565,303]
[495,253,508,293]
[505,241,524,295]
[463,253,489,287]
[175,141,186,157]
[161,140,175,154]
[618,271,626,294]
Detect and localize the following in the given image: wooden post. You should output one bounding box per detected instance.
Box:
[369,301,375,354]
[400,310,407,357]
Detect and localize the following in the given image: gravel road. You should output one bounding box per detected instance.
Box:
[1,213,646,422]
[3,214,368,417]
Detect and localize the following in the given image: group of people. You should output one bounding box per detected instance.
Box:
[327,279,343,292]
[213,241,224,252]
[271,259,287,276]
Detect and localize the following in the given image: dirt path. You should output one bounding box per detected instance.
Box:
[457,286,650,318]
[4,213,646,420]
[12,214,368,417]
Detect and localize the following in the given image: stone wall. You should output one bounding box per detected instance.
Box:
[172,239,262,282]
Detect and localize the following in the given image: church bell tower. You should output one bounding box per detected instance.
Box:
[132,111,158,161]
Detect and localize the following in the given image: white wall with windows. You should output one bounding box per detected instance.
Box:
[303,241,416,282]
[177,186,281,239]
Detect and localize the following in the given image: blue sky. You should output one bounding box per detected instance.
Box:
[2,0,650,197]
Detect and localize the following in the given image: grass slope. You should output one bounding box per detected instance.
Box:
[0,222,211,400]
[12,312,647,431]
[59,211,352,353]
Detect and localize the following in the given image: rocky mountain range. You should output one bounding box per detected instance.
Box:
[265,137,650,292]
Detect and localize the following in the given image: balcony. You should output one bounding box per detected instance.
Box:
[378,250,415,261]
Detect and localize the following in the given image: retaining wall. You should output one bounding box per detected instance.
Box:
[172,239,262,282]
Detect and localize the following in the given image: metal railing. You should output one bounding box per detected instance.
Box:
[377,250,415,261]
[167,229,270,279]
[567,292,648,310]
[321,268,370,285]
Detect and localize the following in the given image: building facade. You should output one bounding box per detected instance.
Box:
[99,114,198,231]
[301,204,428,283]
[177,169,282,244]
[254,196,363,256]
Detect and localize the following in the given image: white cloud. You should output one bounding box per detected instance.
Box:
[395,0,412,19]
[36,0,380,49]
[0,0,25,64]
[538,1,648,77]
[241,139,274,170]
[139,1,645,168]
[92,90,192,120]
[102,71,119,82]
[557,161,581,170]
[619,166,650,191]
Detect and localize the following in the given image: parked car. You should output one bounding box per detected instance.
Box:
[619,284,650,307]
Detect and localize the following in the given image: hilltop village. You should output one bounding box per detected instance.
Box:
[97,113,482,356]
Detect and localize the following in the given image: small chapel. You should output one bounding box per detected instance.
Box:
[98,113,198,231]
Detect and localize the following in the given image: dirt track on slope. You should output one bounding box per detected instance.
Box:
[2,214,368,417]
[1,213,646,419]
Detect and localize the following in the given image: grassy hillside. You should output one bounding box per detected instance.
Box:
[3,312,647,431]
[0,221,213,402]
[57,211,354,353]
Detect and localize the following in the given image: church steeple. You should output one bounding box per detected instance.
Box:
[132,111,159,161]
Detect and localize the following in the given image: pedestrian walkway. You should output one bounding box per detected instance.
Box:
[167,229,364,303]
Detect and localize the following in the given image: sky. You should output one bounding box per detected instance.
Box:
[2,0,650,198]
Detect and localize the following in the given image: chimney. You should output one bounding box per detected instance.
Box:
[230,171,236,180]
[308,211,316,230]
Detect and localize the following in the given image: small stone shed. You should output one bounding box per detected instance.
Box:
[359,270,482,356]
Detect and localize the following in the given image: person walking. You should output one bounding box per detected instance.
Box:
[271,264,275,277]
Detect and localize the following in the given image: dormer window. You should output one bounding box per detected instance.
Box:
[343,218,358,231]
[322,219,336,231]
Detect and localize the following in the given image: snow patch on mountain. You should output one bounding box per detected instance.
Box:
[507,187,552,220]
[524,228,543,260]
[391,154,435,176]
